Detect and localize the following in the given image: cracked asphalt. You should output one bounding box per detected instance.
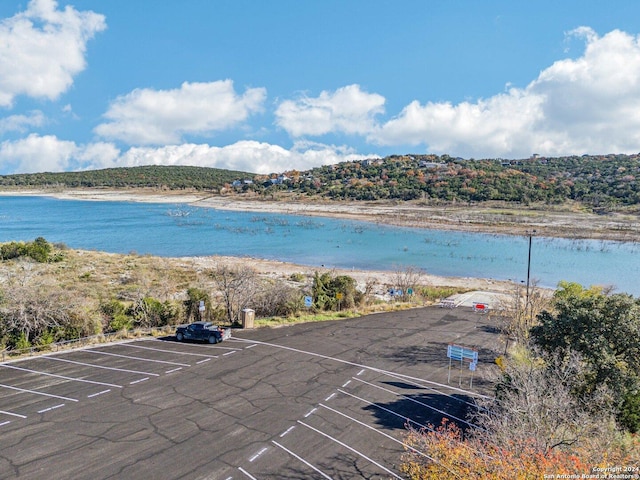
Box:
[0,306,503,479]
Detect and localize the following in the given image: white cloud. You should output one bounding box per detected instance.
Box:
[275,84,385,137]
[95,80,267,145]
[0,134,119,173]
[0,133,78,173]
[0,0,106,107]
[370,27,640,158]
[0,135,375,175]
[117,140,373,173]
[0,111,45,134]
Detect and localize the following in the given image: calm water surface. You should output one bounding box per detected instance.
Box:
[1,196,639,295]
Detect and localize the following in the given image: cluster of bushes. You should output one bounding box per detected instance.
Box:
[0,237,61,263]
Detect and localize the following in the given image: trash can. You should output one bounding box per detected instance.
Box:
[241,308,255,329]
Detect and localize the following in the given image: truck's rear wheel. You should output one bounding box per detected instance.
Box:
[208,335,218,344]
[176,332,184,341]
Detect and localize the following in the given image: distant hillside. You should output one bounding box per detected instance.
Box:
[247,153,640,212]
[0,165,250,191]
[2,154,640,212]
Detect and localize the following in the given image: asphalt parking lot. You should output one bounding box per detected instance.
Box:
[0,305,503,479]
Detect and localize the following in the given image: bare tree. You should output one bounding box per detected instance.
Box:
[252,279,301,317]
[391,265,425,301]
[473,348,618,457]
[209,264,261,324]
[0,261,74,345]
[496,279,550,343]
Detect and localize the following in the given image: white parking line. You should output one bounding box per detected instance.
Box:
[279,425,295,437]
[87,389,111,398]
[352,377,482,430]
[304,407,317,418]
[153,338,238,351]
[335,387,490,460]
[85,350,190,367]
[338,388,428,430]
[120,343,219,358]
[238,467,258,480]
[0,383,78,402]
[298,420,402,480]
[37,403,65,414]
[196,358,211,364]
[222,351,237,356]
[244,344,258,349]
[130,377,149,385]
[0,409,26,419]
[372,369,485,411]
[357,369,366,376]
[324,392,336,401]
[272,441,333,480]
[0,420,10,427]
[165,367,183,373]
[229,337,492,399]
[0,364,122,388]
[341,380,351,388]
[248,447,268,462]
[319,403,435,462]
[43,356,159,377]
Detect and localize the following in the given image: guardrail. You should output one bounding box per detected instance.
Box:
[0,326,175,363]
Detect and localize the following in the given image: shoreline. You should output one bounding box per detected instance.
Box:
[2,187,635,294]
[2,187,639,242]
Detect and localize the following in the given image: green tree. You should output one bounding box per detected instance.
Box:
[531,284,640,432]
[184,287,211,323]
[27,237,52,262]
[312,272,362,310]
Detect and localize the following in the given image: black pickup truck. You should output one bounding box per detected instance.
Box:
[175,321,231,344]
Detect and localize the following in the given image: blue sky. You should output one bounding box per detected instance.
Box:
[1,0,640,175]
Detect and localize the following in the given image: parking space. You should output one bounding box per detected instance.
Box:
[0,306,502,479]
[0,339,242,426]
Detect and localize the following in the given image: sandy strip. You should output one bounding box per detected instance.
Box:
[179,254,514,294]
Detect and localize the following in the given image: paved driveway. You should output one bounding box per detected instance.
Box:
[0,306,502,479]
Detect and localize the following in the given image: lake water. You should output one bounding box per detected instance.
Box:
[1,195,639,295]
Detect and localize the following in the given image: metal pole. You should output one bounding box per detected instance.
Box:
[525,230,536,323]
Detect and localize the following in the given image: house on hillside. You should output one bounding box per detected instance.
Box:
[361,159,383,167]
[418,160,446,169]
[270,175,290,185]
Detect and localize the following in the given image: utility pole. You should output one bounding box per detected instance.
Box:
[525,230,536,324]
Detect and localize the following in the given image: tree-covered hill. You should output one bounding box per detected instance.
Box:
[2,153,640,212]
[251,153,640,211]
[0,165,250,191]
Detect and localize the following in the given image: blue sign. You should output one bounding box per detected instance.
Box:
[447,344,478,362]
[304,296,313,308]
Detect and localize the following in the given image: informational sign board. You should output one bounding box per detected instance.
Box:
[304,296,313,308]
[447,344,478,363]
[198,300,205,312]
[447,344,479,387]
